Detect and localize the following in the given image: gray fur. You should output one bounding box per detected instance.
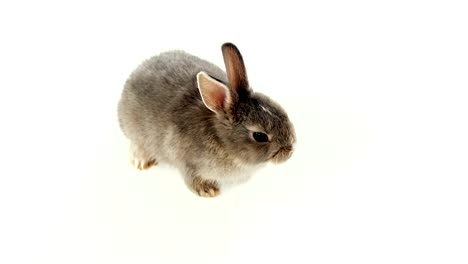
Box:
[118,43,296,196]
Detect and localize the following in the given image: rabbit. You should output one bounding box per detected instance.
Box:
[118,43,296,197]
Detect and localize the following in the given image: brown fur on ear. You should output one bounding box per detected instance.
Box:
[222,43,250,95]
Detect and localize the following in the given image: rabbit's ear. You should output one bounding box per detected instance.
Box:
[222,43,251,95]
[197,72,232,113]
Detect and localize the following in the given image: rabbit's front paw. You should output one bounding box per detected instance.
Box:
[190,177,220,198]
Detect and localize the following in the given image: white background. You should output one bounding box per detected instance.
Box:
[1,0,467,263]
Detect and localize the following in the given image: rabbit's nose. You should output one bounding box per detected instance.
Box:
[283,145,294,159]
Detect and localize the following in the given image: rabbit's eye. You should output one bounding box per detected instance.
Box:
[253,132,269,143]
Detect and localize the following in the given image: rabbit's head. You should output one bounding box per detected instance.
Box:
[197,43,296,165]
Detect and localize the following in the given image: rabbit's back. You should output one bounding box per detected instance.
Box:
[120,50,226,116]
[118,51,226,144]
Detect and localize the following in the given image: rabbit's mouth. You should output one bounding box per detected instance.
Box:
[270,145,294,164]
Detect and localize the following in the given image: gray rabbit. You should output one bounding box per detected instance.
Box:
[118,43,296,197]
